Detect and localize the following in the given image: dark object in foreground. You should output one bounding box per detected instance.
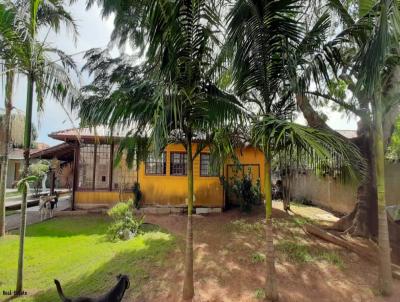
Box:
[54,274,130,302]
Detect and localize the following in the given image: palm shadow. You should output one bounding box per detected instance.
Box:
[22,215,111,238]
[27,234,173,302]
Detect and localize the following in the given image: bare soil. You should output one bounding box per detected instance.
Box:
[131,202,400,302]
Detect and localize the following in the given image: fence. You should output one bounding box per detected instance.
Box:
[288,162,400,214]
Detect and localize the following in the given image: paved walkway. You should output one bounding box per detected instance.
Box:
[5,195,71,232]
[5,189,71,210]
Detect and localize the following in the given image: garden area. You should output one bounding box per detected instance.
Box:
[0,215,174,301]
[1,203,399,302]
[1,0,400,301]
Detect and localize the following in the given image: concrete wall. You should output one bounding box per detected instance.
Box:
[384,162,400,206]
[289,162,400,214]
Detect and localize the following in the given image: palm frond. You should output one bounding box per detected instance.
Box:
[356,0,400,97]
[114,133,150,170]
[252,116,366,181]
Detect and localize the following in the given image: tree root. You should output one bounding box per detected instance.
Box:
[329,202,369,237]
[305,223,400,280]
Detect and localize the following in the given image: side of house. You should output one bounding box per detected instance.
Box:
[33,128,266,210]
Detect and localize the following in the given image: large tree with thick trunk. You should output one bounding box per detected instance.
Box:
[296,0,400,240]
[294,0,400,295]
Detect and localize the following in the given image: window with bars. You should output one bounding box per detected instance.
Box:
[94,144,111,189]
[78,144,95,189]
[200,153,218,176]
[145,152,166,175]
[79,143,112,190]
[112,145,137,190]
[170,152,187,176]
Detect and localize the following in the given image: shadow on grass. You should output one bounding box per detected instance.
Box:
[26,234,173,302]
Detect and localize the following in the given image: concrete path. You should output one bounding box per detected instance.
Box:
[5,189,71,210]
[5,195,71,233]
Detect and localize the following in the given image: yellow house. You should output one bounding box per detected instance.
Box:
[31,128,266,210]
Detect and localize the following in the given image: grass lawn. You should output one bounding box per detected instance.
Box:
[0,215,175,301]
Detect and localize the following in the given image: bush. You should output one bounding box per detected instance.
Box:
[28,160,50,196]
[222,175,263,212]
[107,200,144,241]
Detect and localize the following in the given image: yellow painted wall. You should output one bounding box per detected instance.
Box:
[75,191,133,205]
[139,144,223,207]
[75,143,265,208]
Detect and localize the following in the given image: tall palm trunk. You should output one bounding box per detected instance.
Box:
[373,92,393,295]
[0,65,15,237]
[264,153,278,301]
[16,74,34,293]
[183,139,194,300]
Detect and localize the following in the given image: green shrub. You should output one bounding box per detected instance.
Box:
[221,175,263,212]
[107,200,144,241]
[28,160,50,196]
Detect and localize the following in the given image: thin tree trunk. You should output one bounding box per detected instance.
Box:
[264,153,278,301]
[182,139,194,300]
[0,66,14,237]
[373,93,393,295]
[16,74,34,293]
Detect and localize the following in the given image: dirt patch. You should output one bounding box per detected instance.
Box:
[130,203,400,302]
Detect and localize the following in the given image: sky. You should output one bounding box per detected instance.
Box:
[0,2,116,146]
[0,2,358,147]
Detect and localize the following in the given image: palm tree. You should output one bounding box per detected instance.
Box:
[0,2,18,238]
[225,1,365,299]
[352,0,399,294]
[295,0,400,243]
[79,1,244,299]
[0,61,14,238]
[225,1,303,299]
[292,0,399,294]
[0,0,78,292]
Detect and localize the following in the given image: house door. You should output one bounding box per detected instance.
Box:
[225,164,260,207]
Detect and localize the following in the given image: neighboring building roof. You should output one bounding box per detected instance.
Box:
[36,142,50,150]
[49,126,128,143]
[8,142,49,160]
[49,127,360,144]
[31,143,74,162]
